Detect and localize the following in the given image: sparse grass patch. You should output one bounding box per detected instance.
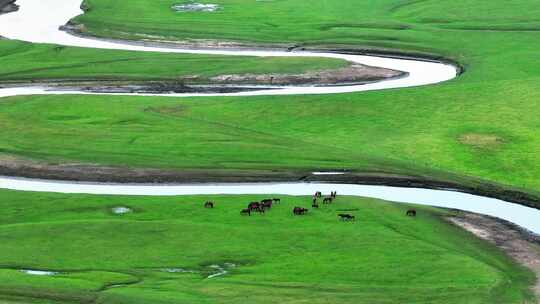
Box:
[458,133,505,150]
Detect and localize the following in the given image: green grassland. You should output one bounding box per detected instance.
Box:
[1,1,539,302]
[0,190,534,303]
[1,0,539,202]
[0,39,347,83]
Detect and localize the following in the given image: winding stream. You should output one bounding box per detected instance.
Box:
[0,0,457,98]
[0,0,539,235]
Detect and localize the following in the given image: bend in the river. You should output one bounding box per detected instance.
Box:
[0,0,457,98]
[0,0,539,235]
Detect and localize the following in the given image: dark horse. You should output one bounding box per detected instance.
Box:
[248,202,265,214]
[248,202,260,210]
[338,214,355,221]
[204,201,214,208]
[253,206,266,214]
[240,208,251,216]
[406,209,417,217]
[323,197,333,204]
[331,191,337,198]
[315,191,322,198]
[272,198,281,204]
[261,200,273,210]
[293,207,309,215]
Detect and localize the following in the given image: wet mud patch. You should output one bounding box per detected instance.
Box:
[172,2,221,12]
[0,0,18,15]
[161,262,237,279]
[205,263,236,279]
[458,133,504,150]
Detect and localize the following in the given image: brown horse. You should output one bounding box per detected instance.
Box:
[204,201,214,208]
[406,209,417,217]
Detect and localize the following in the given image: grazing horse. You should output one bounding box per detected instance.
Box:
[204,201,214,208]
[253,206,266,214]
[261,200,273,210]
[323,197,333,204]
[293,207,308,215]
[248,202,261,210]
[272,198,281,204]
[406,209,417,217]
[338,214,355,221]
[240,208,251,216]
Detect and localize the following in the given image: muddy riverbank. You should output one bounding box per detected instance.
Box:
[0,0,18,15]
[0,157,539,210]
[0,61,405,93]
[449,212,540,300]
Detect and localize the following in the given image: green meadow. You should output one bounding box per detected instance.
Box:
[0,39,346,83]
[0,0,539,302]
[0,190,534,303]
[1,0,540,200]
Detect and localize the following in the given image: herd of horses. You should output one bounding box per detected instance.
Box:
[240,198,281,216]
[204,191,418,220]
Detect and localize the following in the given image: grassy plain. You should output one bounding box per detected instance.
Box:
[0,0,540,202]
[1,0,539,201]
[1,71,539,201]
[0,190,534,303]
[0,39,346,83]
[0,0,539,302]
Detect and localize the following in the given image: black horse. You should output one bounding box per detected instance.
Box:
[338,214,355,221]
[272,198,281,204]
[323,197,333,204]
[248,202,261,210]
[253,206,266,214]
[406,209,417,217]
[261,200,273,210]
[204,201,214,208]
[293,207,309,215]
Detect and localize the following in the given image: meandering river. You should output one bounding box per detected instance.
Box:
[0,0,539,234]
